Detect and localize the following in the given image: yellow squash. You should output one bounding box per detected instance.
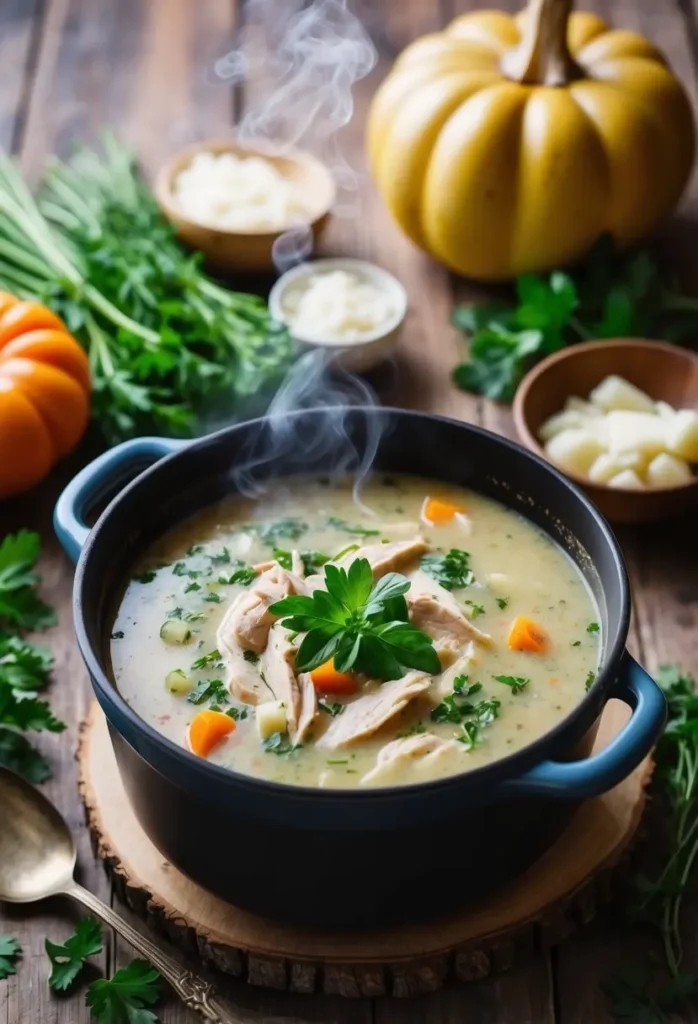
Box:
[367,0,695,281]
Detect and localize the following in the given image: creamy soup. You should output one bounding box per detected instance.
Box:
[111,475,600,789]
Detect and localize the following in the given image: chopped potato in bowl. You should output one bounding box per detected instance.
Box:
[539,376,698,489]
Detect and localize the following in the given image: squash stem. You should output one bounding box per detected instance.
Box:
[500,0,583,87]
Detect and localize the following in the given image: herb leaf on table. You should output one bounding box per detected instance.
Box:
[0,935,21,980]
[271,558,441,680]
[86,958,161,1024]
[452,237,698,403]
[0,531,55,632]
[45,918,103,991]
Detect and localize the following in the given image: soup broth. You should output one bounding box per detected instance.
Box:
[111,474,600,789]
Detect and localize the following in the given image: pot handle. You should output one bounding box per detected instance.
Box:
[499,654,666,799]
[54,437,186,563]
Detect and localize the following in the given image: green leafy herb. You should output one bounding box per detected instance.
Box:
[273,548,329,575]
[249,519,308,547]
[225,706,248,722]
[190,649,223,671]
[587,621,600,634]
[327,758,349,765]
[496,596,509,610]
[326,517,381,537]
[452,238,698,403]
[208,548,230,565]
[0,137,293,446]
[456,721,480,751]
[0,689,65,733]
[0,935,21,980]
[0,635,52,692]
[133,571,156,584]
[0,729,50,782]
[203,592,222,604]
[243,650,259,664]
[0,531,55,631]
[184,581,200,593]
[271,559,441,680]
[111,631,124,640]
[571,640,581,647]
[318,700,344,717]
[494,674,530,695]
[262,731,299,755]
[45,918,103,991]
[430,675,483,724]
[585,671,595,691]
[187,679,228,707]
[86,958,161,1024]
[218,563,257,586]
[465,600,485,618]
[420,549,473,591]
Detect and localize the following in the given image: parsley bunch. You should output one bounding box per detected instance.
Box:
[0,531,63,782]
[604,665,698,1022]
[0,134,293,445]
[452,238,698,403]
[271,558,440,680]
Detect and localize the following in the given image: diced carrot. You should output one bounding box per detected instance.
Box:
[188,709,236,758]
[310,659,357,695]
[548,676,559,686]
[422,496,467,525]
[507,616,550,654]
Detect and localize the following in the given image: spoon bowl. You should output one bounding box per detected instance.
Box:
[0,767,76,901]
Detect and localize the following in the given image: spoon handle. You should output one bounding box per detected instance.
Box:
[65,881,242,1023]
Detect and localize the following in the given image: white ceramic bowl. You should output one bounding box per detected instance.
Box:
[268,257,407,373]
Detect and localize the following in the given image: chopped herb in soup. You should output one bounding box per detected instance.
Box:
[111,475,600,789]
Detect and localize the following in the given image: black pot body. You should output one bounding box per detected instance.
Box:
[68,409,643,928]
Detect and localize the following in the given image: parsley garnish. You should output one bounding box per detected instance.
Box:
[494,674,530,695]
[203,592,222,604]
[318,700,344,717]
[133,570,156,584]
[587,621,600,633]
[0,730,50,782]
[184,581,200,593]
[420,549,473,591]
[457,721,480,751]
[585,671,595,691]
[273,548,329,575]
[190,649,223,671]
[0,635,52,692]
[45,918,103,991]
[218,563,257,586]
[208,548,230,565]
[326,516,380,537]
[496,596,509,610]
[263,731,299,755]
[187,679,228,706]
[431,675,482,723]
[226,706,248,721]
[0,935,21,979]
[248,518,308,547]
[271,558,440,680]
[571,640,581,647]
[86,958,161,1023]
[0,531,56,630]
[465,600,485,618]
[110,631,124,640]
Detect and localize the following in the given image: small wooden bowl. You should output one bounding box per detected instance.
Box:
[154,139,336,272]
[513,339,698,525]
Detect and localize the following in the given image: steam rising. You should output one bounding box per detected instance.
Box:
[216,1,386,507]
[231,350,387,512]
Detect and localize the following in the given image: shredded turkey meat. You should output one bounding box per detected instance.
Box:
[218,563,305,656]
[316,672,432,750]
[336,537,428,580]
[361,733,461,785]
[261,623,305,734]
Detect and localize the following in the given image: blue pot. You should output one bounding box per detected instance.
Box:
[55,409,665,927]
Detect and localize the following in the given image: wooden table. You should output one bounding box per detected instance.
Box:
[2,1,698,1021]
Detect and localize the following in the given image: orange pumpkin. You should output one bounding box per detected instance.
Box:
[0,293,90,498]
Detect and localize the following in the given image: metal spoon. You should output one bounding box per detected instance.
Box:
[0,766,241,1023]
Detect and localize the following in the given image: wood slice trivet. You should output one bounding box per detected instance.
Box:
[78,700,652,998]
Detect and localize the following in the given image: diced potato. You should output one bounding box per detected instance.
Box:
[607,469,646,490]
[545,429,606,476]
[538,410,588,443]
[588,451,645,484]
[485,572,509,589]
[256,700,288,739]
[646,452,693,487]
[165,669,194,694]
[590,375,655,413]
[654,400,676,420]
[564,396,603,418]
[606,411,667,458]
[159,619,193,645]
[665,409,698,462]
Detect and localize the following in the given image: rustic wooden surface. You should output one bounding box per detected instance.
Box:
[76,700,651,997]
[1,0,698,1022]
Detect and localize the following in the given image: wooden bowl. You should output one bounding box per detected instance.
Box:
[513,339,698,525]
[154,139,336,272]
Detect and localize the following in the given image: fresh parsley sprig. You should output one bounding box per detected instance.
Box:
[0,935,20,980]
[420,549,473,591]
[45,918,103,992]
[271,558,440,680]
[86,958,161,1024]
[0,531,56,632]
[452,238,698,403]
